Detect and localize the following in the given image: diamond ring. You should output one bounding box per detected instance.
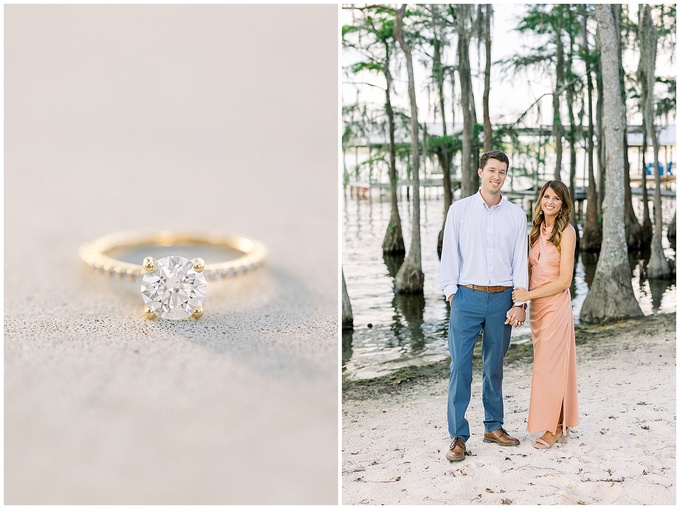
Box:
[78,231,267,320]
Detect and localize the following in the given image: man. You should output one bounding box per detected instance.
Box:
[440,150,529,462]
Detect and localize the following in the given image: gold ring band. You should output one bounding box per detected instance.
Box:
[78,230,267,320]
[79,230,267,282]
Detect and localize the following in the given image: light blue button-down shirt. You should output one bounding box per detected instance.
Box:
[440,191,529,301]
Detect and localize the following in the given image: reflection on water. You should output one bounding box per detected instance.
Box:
[383,253,405,278]
[580,251,598,288]
[342,329,354,366]
[392,293,427,355]
[343,191,676,380]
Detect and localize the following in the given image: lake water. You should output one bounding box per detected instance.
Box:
[342,189,676,380]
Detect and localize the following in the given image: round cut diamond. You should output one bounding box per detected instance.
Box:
[141,256,207,320]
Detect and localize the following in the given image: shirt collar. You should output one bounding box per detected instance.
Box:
[475,190,505,210]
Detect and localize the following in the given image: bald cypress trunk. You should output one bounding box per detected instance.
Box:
[483,4,493,152]
[638,5,672,279]
[580,5,643,323]
[595,26,605,216]
[668,211,676,249]
[433,5,451,258]
[458,4,476,198]
[565,9,580,247]
[639,117,653,245]
[342,269,353,330]
[552,8,565,181]
[581,9,601,251]
[394,5,424,294]
[623,135,643,249]
[382,42,405,255]
[618,7,643,250]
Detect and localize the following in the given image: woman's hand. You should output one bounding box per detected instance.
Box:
[512,287,530,302]
[505,306,526,327]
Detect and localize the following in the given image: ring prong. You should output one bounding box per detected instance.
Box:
[144,307,156,320]
[191,307,203,319]
[192,257,205,273]
[143,256,156,272]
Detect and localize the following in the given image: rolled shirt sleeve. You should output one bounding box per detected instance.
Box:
[440,204,459,300]
[511,210,530,305]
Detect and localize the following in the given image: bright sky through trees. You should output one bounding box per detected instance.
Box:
[342,4,676,129]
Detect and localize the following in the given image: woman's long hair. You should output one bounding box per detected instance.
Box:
[529,180,573,251]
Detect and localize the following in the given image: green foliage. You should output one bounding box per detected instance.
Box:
[503,49,555,73]
[358,155,387,170]
[471,122,484,141]
[351,61,383,74]
[445,123,484,148]
[517,5,560,35]
[368,17,394,42]
[342,123,355,146]
[655,4,676,38]
[394,143,412,159]
[577,46,600,67]
[491,124,551,181]
[427,135,461,157]
[342,6,401,166]
[656,77,676,118]
[342,24,361,38]
[344,8,395,46]
[508,4,583,77]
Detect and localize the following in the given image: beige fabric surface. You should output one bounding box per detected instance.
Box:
[5,5,338,504]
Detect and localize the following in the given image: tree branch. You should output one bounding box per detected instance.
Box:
[343,81,387,91]
[343,4,396,13]
[510,72,589,126]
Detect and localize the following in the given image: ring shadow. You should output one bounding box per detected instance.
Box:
[137,265,337,381]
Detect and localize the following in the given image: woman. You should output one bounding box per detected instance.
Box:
[512,180,579,449]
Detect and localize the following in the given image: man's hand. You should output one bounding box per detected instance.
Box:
[504,306,526,327]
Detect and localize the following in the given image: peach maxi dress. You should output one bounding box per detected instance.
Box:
[527,224,579,434]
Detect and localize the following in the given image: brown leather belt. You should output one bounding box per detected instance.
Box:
[461,284,512,293]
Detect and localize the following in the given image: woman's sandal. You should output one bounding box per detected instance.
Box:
[558,425,569,444]
[532,423,568,449]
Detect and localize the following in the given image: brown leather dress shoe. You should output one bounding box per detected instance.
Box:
[446,437,466,462]
[483,427,520,446]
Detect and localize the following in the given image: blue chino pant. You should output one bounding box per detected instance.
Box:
[447,285,513,441]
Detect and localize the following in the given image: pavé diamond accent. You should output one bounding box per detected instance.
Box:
[141,256,207,320]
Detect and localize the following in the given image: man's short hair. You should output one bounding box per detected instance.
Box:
[479,150,510,170]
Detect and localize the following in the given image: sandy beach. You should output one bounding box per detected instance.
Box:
[342,312,676,505]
